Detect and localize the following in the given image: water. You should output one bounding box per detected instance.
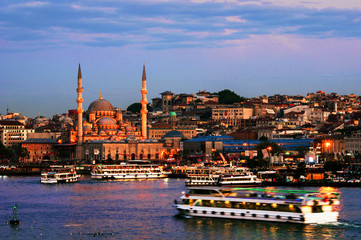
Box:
[0,176,360,240]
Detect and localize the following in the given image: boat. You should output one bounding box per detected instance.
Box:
[41,166,79,184]
[173,187,340,224]
[91,164,172,180]
[186,167,262,187]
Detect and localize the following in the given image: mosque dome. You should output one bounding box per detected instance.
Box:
[61,116,73,123]
[83,125,92,131]
[164,130,184,138]
[33,117,45,124]
[125,135,137,141]
[99,130,107,136]
[88,98,114,112]
[97,117,117,126]
[169,111,177,117]
[15,115,26,120]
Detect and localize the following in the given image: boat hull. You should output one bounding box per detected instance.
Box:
[91,173,171,180]
[41,177,78,184]
[173,204,339,224]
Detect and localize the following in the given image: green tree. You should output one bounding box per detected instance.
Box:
[127,103,142,113]
[215,89,245,104]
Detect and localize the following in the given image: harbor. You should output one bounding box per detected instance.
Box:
[1,176,360,239]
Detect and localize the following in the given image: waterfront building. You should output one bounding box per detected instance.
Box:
[183,136,314,161]
[0,120,34,147]
[21,138,58,163]
[83,136,163,162]
[314,135,345,160]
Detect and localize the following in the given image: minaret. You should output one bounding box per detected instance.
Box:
[76,61,84,160]
[140,63,148,140]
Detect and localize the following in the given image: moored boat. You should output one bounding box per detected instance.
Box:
[41,166,79,184]
[186,168,262,187]
[173,187,340,224]
[91,164,172,180]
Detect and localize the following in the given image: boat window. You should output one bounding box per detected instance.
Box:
[215,201,225,208]
[312,206,323,213]
[194,199,202,206]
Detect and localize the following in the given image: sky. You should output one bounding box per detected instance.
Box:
[1,0,361,118]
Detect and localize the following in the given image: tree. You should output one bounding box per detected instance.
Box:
[259,136,268,141]
[15,146,29,161]
[256,140,284,158]
[246,158,269,170]
[324,160,345,174]
[215,89,245,104]
[295,146,308,158]
[127,103,142,113]
[295,161,307,180]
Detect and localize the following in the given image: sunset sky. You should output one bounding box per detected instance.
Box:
[1,0,361,117]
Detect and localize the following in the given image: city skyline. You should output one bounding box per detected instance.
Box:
[1,0,361,117]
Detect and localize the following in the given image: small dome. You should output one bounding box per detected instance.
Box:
[34,118,44,124]
[61,117,73,123]
[164,130,184,138]
[15,115,26,120]
[169,111,177,117]
[88,98,114,112]
[126,135,137,141]
[97,117,117,125]
[83,125,92,131]
[99,130,107,136]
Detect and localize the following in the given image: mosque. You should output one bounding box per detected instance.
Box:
[71,63,164,163]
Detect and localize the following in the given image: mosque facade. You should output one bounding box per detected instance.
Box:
[72,63,163,162]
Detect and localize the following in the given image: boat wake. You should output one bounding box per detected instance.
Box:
[64,223,83,227]
[317,221,361,229]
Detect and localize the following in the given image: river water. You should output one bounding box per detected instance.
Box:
[0,176,360,240]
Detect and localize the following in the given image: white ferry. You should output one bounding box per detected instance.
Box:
[91,164,172,180]
[186,168,262,187]
[173,187,340,224]
[219,172,262,187]
[41,166,79,184]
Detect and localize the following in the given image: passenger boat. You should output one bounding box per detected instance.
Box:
[173,187,340,224]
[186,168,262,187]
[91,164,172,180]
[41,166,79,184]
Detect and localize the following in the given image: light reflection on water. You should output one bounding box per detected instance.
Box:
[0,176,360,239]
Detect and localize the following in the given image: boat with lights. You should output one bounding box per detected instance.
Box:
[91,164,172,180]
[41,166,79,184]
[186,168,262,187]
[173,187,340,224]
